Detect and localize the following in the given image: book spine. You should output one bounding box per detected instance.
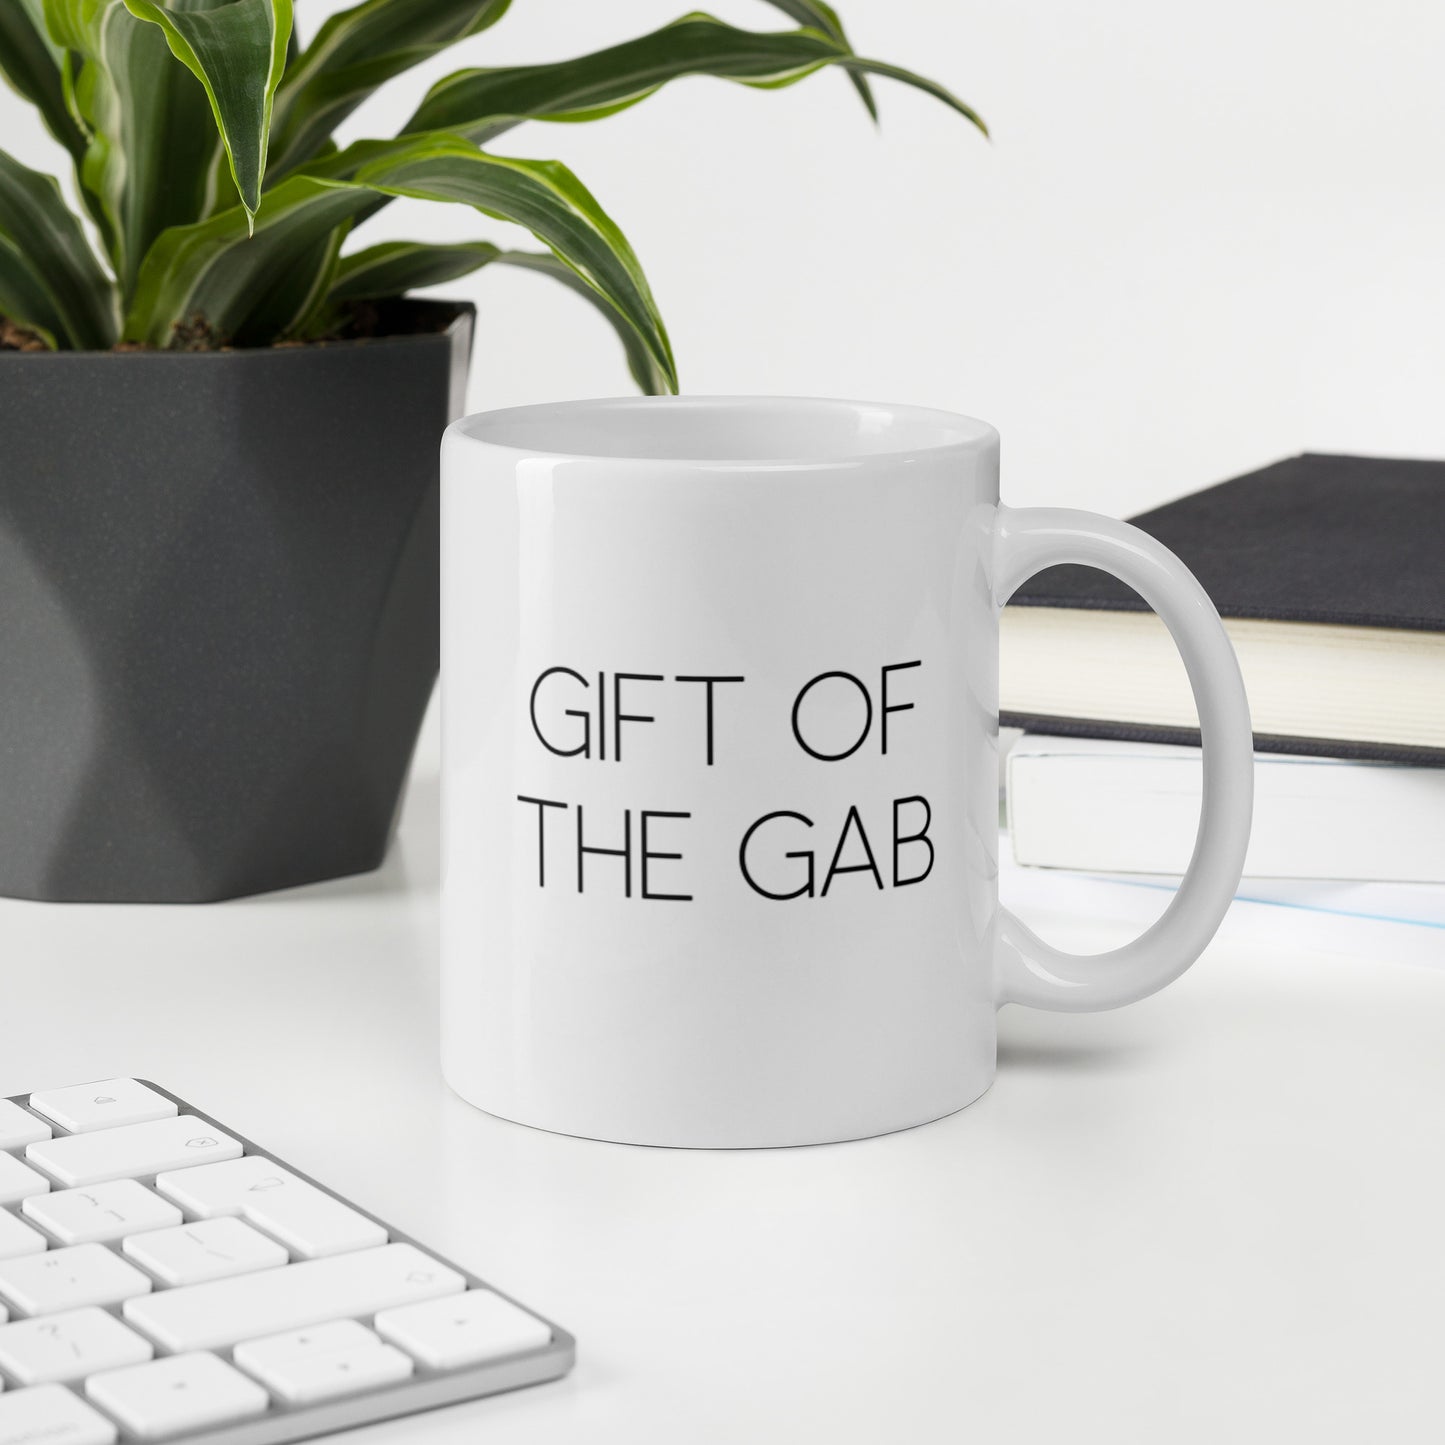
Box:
[1000,713,1445,768]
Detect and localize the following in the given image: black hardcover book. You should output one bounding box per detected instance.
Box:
[1000,453,1445,764]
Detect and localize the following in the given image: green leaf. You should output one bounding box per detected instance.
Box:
[836,56,986,136]
[327,240,673,393]
[44,0,236,296]
[487,250,675,396]
[335,137,675,388]
[404,12,985,143]
[122,0,293,226]
[0,0,88,157]
[0,148,118,349]
[269,0,511,176]
[329,239,501,301]
[124,134,676,392]
[125,175,361,346]
[245,222,347,345]
[0,237,63,348]
[757,0,876,119]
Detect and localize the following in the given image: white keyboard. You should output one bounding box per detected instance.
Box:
[0,1081,572,1443]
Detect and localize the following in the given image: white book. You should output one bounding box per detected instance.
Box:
[1006,734,1445,882]
[1001,606,1445,756]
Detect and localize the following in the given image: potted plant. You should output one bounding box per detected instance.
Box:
[0,0,983,903]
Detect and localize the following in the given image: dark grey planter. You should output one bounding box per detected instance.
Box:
[0,301,473,903]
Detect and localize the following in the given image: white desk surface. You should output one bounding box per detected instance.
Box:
[3,713,1443,1445]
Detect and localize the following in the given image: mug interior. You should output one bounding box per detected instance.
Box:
[451,396,996,466]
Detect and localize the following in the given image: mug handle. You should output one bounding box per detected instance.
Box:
[993,505,1254,1011]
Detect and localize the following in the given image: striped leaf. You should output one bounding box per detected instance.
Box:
[758,0,876,118]
[328,240,673,393]
[483,249,674,395]
[124,133,675,391]
[0,148,118,348]
[329,239,501,300]
[0,237,63,348]
[0,0,87,158]
[122,0,292,227]
[315,138,674,387]
[269,0,511,175]
[241,223,349,346]
[404,12,985,142]
[124,175,361,345]
[44,0,235,294]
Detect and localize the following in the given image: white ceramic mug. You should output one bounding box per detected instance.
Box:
[441,397,1253,1148]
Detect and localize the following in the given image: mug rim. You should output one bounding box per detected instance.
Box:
[445,395,999,471]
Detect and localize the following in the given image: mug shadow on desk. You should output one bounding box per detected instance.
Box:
[995,1022,1157,1076]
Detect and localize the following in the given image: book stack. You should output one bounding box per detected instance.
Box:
[1001,452,1445,883]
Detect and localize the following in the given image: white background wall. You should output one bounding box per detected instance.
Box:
[5,0,1445,517]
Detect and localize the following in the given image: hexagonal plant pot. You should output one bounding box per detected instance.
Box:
[0,301,472,902]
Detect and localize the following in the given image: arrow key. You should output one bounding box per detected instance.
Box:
[376,1290,552,1371]
[234,1321,413,1405]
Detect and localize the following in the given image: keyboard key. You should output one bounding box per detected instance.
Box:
[157,1156,386,1259]
[26,1116,241,1188]
[124,1243,464,1352]
[0,1080,570,1437]
[0,1211,46,1261]
[23,1181,181,1246]
[0,1101,50,1151]
[0,1384,117,1445]
[28,1080,176,1135]
[233,1318,378,1371]
[0,1244,153,1317]
[235,1322,414,1405]
[123,1218,288,1286]
[0,1155,50,1207]
[0,1306,153,1384]
[86,1352,268,1440]
[376,1289,553,1370]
